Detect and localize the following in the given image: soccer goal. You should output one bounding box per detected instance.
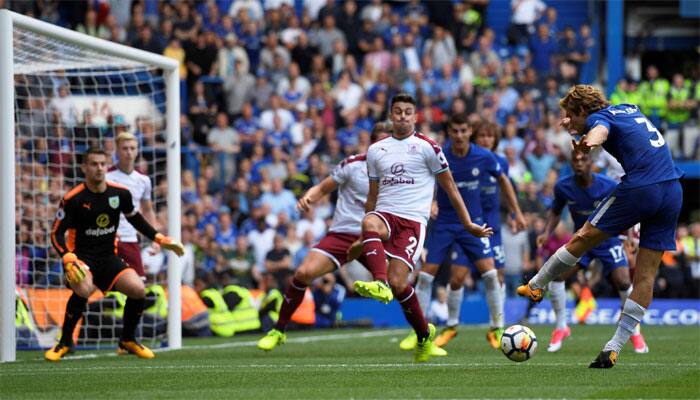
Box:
[0,10,181,362]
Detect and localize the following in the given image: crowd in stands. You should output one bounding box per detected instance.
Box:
[10,0,700,315]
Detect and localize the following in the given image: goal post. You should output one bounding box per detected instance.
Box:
[0,10,181,362]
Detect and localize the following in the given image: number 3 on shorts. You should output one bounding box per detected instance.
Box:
[405,236,417,257]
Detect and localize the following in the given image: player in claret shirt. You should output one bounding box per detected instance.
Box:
[256,122,392,352]
[45,147,184,361]
[352,93,492,363]
[517,85,683,368]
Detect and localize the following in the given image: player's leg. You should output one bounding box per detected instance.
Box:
[45,272,97,361]
[360,213,390,281]
[387,258,436,362]
[547,265,578,352]
[609,264,648,354]
[434,262,470,348]
[416,224,456,312]
[117,241,146,278]
[111,262,154,359]
[520,222,610,301]
[474,257,505,349]
[353,213,394,302]
[400,259,439,351]
[259,250,335,351]
[591,180,682,368]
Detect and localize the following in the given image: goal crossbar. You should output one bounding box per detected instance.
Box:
[0,9,182,362]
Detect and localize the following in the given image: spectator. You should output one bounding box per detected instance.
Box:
[223,59,256,118]
[502,222,531,297]
[313,273,345,328]
[264,234,293,289]
[49,85,78,128]
[247,217,276,273]
[260,179,298,221]
[509,0,546,46]
[218,33,250,79]
[424,25,457,70]
[260,94,295,132]
[427,286,449,326]
[315,15,346,58]
[222,235,258,287]
[529,24,558,76]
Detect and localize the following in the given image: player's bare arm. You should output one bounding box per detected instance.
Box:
[297,176,337,212]
[436,169,493,238]
[364,179,379,213]
[497,174,526,231]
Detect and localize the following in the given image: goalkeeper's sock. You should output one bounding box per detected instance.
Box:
[60,293,87,346]
[274,278,307,331]
[121,297,145,342]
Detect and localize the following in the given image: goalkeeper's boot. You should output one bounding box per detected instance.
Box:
[589,350,617,369]
[547,326,571,353]
[486,327,505,350]
[516,283,543,302]
[258,329,286,351]
[353,280,393,304]
[399,331,417,350]
[44,343,71,362]
[414,324,437,363]
[631,331,649,354]
[118,340,155,359]
[435,326,458,348]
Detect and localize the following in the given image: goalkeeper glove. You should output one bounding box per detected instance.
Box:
[155,233,185,257]
[62,253,89,284]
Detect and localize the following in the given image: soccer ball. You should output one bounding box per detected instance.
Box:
[500,325,538,362]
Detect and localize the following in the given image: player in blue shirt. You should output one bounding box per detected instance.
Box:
[400,114,525,352]
[538,149,648,353]
[518,85,683,368]
[472,121,527,301]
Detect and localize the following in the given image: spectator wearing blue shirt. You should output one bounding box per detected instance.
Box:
[312,273,346,328]
[216,207,238,250]
[525,140,556,184]
[529,24,558,75]
[260,179,298,221]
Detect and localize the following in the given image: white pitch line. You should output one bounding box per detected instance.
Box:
[4,361,698,376]
[18,329,407,362]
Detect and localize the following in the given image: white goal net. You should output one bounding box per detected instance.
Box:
[1,11,181,361]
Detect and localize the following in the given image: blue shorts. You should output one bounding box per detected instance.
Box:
[425,222,493,266]
[578,237,628,276]
[589,180,682,251]
[483,210,505,269]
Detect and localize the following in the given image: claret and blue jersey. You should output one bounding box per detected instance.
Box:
[585,104,683,251]
[426,143,500,266]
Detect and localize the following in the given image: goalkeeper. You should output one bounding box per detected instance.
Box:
[46,147,184,361]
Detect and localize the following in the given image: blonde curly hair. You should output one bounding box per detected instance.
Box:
[559,85,610,115]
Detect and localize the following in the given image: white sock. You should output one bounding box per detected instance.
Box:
[446,286,463,327]
[415,271,434,312]
[531,247,580,290]
[603,299,646,353]
[482,269,504,328]
[499,278,507,313]
[548,281,568,330]
[618,286,641,335]
[619,285,632,306]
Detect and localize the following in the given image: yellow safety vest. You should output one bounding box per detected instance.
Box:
[145,284,168,318]
[667,84,691,124]
[200,288,236,337]
[15,295,34,331]
[223,285,261,333]
[639,79,670,117]
[104,291,126,319]
[260,289,283,323]
[681,237,699,257]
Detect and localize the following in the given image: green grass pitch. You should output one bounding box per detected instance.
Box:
[2,325,699,399]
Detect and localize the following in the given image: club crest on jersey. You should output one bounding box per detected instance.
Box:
[109,196,120,209]
[472,168,480,176]
[407,144,418,155]
[390,162,406,176]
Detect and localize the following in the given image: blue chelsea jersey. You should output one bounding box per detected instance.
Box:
[586,104,683,188]
[480,153,509,212]
[436,144,501,224]
[552,173,618,231]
